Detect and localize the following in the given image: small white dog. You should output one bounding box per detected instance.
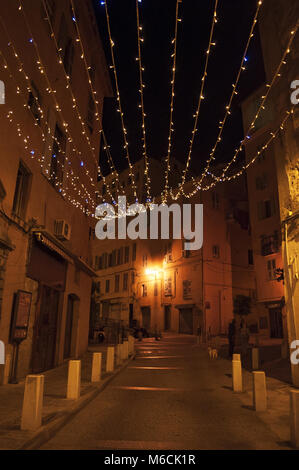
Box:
[208,347,218,359]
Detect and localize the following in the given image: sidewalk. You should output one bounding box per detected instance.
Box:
[204,341,294,446]
[0,342,134,450]
[215,336,292,383]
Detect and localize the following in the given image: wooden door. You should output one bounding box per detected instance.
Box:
[64,295,74,359]
[32,285,60,372]
[179,308,193,334]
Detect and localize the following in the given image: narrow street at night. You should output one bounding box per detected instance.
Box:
[0,0,299,457]
[40,335,289,450]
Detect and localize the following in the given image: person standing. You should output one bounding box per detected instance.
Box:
[240,320,250,362]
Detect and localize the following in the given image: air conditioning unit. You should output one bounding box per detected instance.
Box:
[54,219,71,241]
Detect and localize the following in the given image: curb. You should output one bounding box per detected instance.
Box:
[19,352,136,450]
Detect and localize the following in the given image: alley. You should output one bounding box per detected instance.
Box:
[40,335,287,450]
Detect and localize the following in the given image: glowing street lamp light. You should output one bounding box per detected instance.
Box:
[145,268,163,279]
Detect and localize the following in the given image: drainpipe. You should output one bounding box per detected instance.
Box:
[283,219,299,387]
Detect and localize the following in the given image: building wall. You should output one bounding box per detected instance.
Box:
[257,0,299,383]
[92,176,255,339]
[0,0,111,381]
[241,0,299,347]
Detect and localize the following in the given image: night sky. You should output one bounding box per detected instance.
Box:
[93,0,265,177]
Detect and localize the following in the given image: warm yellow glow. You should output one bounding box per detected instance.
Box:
[145,268,163,278]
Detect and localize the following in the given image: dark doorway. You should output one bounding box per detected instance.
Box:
[141,306,151,330]
[164,305,171,331]
[32,285,60,373]
[179,308,193,334]
[129,303,134,328]
[64,295,74,359]
[269,307,283,338]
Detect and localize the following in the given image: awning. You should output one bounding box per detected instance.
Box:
[34,232,73,263]
[32,230,98,277]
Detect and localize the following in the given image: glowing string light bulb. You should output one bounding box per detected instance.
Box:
[104,0,138,201]
[169,0,219,202]
[136,0,151,202]
[173,0,263,200]
[163,0,182,203]
[205,19,299,185]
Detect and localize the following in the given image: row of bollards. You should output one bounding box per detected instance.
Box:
[232,350,299,448]
[232,353,269,412]
[20,337,135,432]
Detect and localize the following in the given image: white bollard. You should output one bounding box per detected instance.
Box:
[232,359,242,393]
[252,348,259,370]
[67,360,81,400]
[233,353,241,362]
[123,341,129,360]
[253,371,267,411]
[106,346,114,372]
[3,353,11,385]
[91,352,102,383]
[290,389,299,449]
[21,375,44,431]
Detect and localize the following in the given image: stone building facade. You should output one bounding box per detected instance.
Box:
[0,0,111,382]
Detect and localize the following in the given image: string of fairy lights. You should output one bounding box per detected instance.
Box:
[104,0,138,201]
[2,0,297,216]
[171,0,263,200]
[39,0,119,205]
[162,0,182,202]
[183,19,299,198]
[68,0,123,199]
[197,108,295,193]
[204,20,299,186]
[135,0,151,202]
[168,0,219,202]
[0,14,97,213]
[0,47,95,212]
[17,0,101,211]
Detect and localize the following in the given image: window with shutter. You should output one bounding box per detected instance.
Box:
[164,277,172,297]
[12,161,31,219]
[183,280,192,299]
